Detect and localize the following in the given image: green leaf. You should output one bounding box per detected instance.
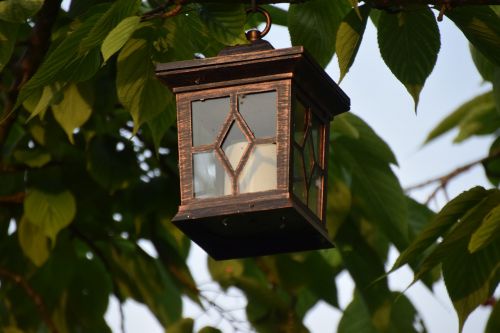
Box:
[208,257,244,288]
[101,16,141,62]
[406,196,435,238]
[24,189,76,243]
[331,114,360,140]
[446,6,500,67]
[289,0,350,68]
[338,295,378,333]
[87,135,140,192]
[168,318,194,333]
[483,137,500,186]
[425,91,494,144]
[391,186,489,272]
[27,84,61,122]
[117,38,174,131]
[443,234,500,331]
[469,204,500,253]
[67,258,113,327]
[415,190,500,282]
[378,8,440,109]
[453,97,500,143]
[494,67,500,114]
[335,221,391,331]
[470,43,496,82]
[16,11,103,108]
[13,149,51,168]
[0,20,18,71]
[486,301,500,333]
[336,5,370,83]
[0,0,43,23]
[332,114,408,251]
[18,216,50,267]
[199,4,247,46]
[52,83,93,144]
[79,0,140,51]
[147,108,176,151]
[339,292,422,333]
[198,327,222,333]
[107,241,182,326]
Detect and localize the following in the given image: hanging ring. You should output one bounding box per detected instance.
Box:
[245,7,272,42]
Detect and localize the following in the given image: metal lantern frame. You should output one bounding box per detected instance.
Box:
[156,23,350,260]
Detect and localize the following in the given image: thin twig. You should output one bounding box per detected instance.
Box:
[0,267,59,333]
[405,149,500,204]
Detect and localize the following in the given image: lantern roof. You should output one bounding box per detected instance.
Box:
[155,42,350,119]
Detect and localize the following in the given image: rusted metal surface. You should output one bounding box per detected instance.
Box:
[156,40,350,259]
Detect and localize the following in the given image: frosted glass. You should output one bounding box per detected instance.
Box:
[192,97,229,147]
[238,144,277,194]
[193,151,227,198]
[239,91,277,138]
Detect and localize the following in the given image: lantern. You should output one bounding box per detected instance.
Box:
[155,7,350,260]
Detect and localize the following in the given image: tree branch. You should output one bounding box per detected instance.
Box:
[141,0,187,21]
[0,192,26,204]
[0,266,59,333]
[0,0,63,147]
[405,149,500,204]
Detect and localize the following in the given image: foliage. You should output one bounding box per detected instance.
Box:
[0,1,499,333]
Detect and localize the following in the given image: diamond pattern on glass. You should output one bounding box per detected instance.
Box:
[222,121,249,171]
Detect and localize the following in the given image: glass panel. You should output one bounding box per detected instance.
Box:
[192,97,229,147]
[311,114,322,166]
[239,144,277,194]
[308,167,322,218]
[293,97,307,145]
[222,121,249,171]
[239,91,277,138]
[303,132,314,181]
[193,151,226,198]
[292,145,307,204]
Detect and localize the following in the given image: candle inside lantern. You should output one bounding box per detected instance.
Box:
[224,143,277,195]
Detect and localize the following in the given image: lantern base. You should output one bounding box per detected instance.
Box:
[172,198,333,260]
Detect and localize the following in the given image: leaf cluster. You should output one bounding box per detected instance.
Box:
[0,1,499,333]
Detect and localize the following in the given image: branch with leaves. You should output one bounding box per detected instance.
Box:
[0,267,58,333]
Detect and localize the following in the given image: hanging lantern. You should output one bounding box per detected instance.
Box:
[155,7,350,260]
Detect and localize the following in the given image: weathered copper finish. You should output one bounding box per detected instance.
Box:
[156,41,350,260]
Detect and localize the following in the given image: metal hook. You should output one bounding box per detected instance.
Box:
[245,6,272,42]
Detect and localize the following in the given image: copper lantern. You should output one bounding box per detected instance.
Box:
[155,13,350,259]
